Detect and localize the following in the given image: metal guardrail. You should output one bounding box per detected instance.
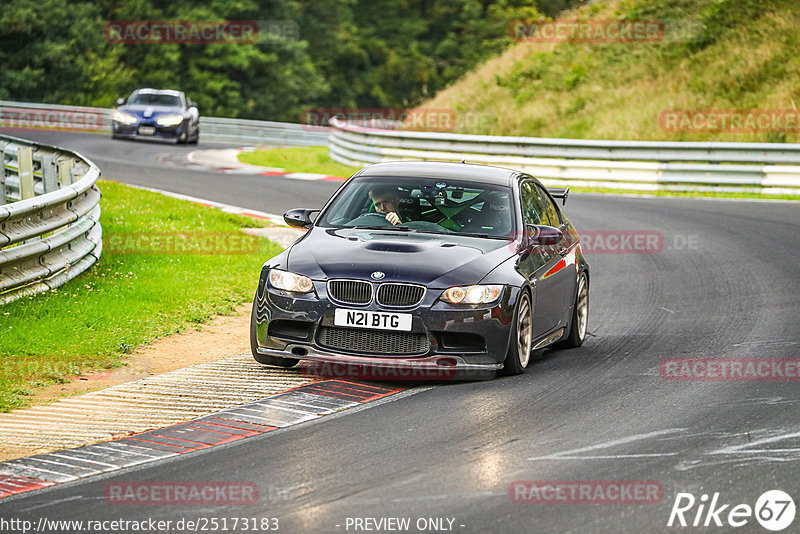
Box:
[200,117,329,146]
[0,100,330,146]
[0,135,102,305]
[328,118,800,193]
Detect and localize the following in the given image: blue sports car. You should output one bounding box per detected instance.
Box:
[111,88,199,144]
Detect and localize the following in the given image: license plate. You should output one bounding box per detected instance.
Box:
[334,308,412,331]
[138,126,155,135]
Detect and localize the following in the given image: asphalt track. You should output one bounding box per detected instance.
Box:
[2,131,799,533]
[7,130,342,216]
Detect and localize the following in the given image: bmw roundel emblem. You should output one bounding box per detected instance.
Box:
[371,271,385,280]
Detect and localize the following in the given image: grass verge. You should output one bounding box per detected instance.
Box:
[0,180,282,412]
[239,146,359,177]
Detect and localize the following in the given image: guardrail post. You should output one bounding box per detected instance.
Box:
[17,146,34,200]
[57,159,74,186]
[40,152,58,193]
[0,140,6,205]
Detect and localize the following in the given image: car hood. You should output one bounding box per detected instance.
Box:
[287,227,515,288]
[118,105,182,117]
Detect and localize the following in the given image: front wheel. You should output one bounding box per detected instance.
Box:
[250,296,299,368]
[502,291,533,375]
[558,271,589,348]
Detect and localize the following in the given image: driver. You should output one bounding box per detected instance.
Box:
[368,185,403,225]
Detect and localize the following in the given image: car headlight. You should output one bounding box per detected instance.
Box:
[269,269,314,293]
[441,285,503,304]
[156,114,184,126]
[112,110,138,124]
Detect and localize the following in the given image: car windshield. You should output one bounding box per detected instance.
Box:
[318,176,515,238]
[127,93,181,107]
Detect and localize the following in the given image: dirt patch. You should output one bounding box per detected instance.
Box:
[29,303,253,407]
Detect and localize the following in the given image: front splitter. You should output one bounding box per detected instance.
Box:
[258,345,501,381]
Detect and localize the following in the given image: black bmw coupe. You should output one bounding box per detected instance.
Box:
[251,162,589,379]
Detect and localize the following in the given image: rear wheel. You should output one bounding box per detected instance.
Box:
[502,291,533,375]
[558,271,589,348]
[250,296,299,368]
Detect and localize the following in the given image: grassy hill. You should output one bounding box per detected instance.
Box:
[418,0,800,142]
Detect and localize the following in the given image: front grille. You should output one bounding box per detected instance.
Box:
[376,283,426,307]
[328,280,372,305]
[318,326,429,355]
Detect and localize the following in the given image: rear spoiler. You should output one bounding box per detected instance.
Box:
[547,187,569,206]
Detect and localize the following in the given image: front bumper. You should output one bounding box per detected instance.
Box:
[253,277,520,380]
[112,120,184,140]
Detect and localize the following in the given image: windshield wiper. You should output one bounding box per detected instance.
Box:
[457,232,491,238]
[382,225,416,232]
[351,225,416,232]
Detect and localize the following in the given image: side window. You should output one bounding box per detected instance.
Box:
[535,185,562,227]
[520,182,542,226]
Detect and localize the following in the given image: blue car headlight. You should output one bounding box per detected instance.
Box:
[156,114,184,126]
[112,110,138,125]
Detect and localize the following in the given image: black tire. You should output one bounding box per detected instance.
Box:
[188,130,199,144]
[250,296,299,368]
[502,290,533,375]
[558,271,589,348]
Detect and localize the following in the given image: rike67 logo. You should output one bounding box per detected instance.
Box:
[668,490,796,531]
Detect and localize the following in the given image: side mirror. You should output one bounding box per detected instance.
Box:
[525,224,564,249]
[188,100,198,109]
[116,97,125,106]
[283,208,319,228]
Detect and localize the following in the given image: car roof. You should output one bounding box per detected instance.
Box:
[354,161,518,187]
[132,88,183,97]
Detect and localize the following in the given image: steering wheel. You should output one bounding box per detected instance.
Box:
[346,212,393,226]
